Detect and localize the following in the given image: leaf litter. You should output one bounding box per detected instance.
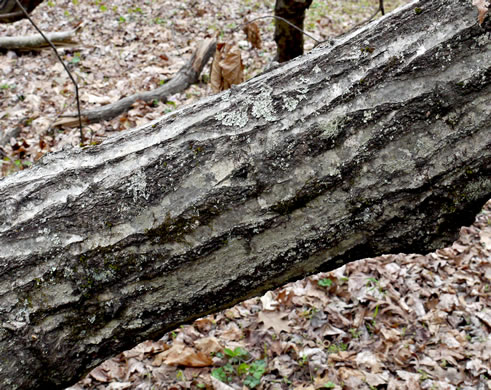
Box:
[0,0,488,389]
[66,202,490,390]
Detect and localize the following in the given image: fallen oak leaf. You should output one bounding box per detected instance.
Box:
[194,336,223,355]
[152,342,213,367]
[257,310,291,334]
[472,0,490,24]
[260,290,277,311]
[210,42,244,93]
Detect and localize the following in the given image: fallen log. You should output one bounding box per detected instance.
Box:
[0,0,43,23]
[0,27,80,50]
[0,0,490,388]
[53,37,217,127]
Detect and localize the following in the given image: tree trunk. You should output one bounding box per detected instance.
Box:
[0,0,490,388]
[274,0,313,62]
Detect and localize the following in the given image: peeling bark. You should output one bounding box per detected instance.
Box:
[0,0,490,388]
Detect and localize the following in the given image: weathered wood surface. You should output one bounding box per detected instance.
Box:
[0,27,80,50]
[0,0,490,388]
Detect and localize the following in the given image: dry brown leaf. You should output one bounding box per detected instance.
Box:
[219,43,244,88]
[132,340,168,355]
[258,311,291,334]
[294,385,315,390]
[480,228,491,249]
[210,42,244,93]
[260,291,277,310]
[472,0,490,24]
[243,20,262,49]
[337,367,366,388]
[364,372,389,387]
[476,308,491,327]
[220,322,242,341]
[276,288,295,306]
[355,351,382,373]
[152,342,212,367]
[194,337,223,355]
[89,366,110,382]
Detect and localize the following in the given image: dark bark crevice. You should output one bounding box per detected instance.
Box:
[0,1,490,388]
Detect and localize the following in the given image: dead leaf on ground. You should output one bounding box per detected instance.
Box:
[257,310,291,334]
[243,20,262,49]
[194,336,223,355]
[472,0,490,24]
[210,42,244,93]
[152,342,212,367]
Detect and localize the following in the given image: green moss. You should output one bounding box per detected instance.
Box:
[103,257,120,272]
[79,255,87,266]
[384,56,401,72]
[414,7,422,14]
[25,296,33,307]
[360,47,375,54]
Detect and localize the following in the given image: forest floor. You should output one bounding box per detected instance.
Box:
[1,0,490,389]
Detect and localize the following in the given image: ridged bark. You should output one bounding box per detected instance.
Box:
[0,0,489,388]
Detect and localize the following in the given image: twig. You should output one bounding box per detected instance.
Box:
[239,2,385,50]
[337,0,387,38]
[12,0,84,144]
[55,37,217,126]
[353,0,386,29]
[238,15,321,44]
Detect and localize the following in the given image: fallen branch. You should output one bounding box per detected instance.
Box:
[0,27,81,50]
[54,37,217,127]
[0,1,490,388]
[0,0,44,23]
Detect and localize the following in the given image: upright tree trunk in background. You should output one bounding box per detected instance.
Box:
[274,0,313,62]
[0,0,489,388]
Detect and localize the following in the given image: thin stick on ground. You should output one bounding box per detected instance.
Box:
[55,37,217,127]
[0,26,81,50]
[12,0,84,144]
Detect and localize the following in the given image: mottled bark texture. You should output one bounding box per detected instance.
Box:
[0,0,43,23]
[274,0,313,62]
[0,0,490,388]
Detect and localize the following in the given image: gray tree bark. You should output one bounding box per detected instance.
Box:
[0,0,490,388]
